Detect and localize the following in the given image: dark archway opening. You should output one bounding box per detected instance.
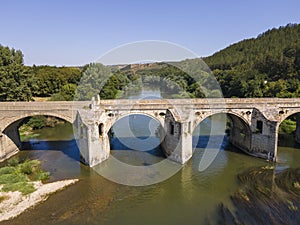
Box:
[108,114,166,166]
[192,113,252,156]
[278,113,300,148]
[277,113,300,167]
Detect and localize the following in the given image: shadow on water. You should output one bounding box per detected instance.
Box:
[21,140,80,162]
[278,134,300,148]
[193,135,228,149]
[110,136,164,157]
[193,135,248,156]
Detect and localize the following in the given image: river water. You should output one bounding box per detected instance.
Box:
[1,93,300,225]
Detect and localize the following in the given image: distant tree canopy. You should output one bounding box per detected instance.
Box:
[29,65,81,98]
[0,45,32,101]
[0,23,300,101]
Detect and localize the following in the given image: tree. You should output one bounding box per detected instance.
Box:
[50,83,77,101]
[0,45,32,101]
[74,63,112,100]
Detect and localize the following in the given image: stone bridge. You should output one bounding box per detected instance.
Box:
[1,98,300,167]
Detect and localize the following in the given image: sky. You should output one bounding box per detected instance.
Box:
[1,0,300,66]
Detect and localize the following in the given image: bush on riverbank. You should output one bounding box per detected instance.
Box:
[19,116,66,141]
[0,157,49,195]
[26,116,65,130]
[279,119,297,135]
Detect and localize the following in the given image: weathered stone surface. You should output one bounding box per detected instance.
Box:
[0,98,300,166]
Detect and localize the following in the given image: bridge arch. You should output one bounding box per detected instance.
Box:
[2,112,73,132]
[277,109,300,125]
[101,112,166,164]
[192,111,252,155]
[192,110,252,131]
[103,111,165,133]
[0,113,75,162]
[277,111,300,145]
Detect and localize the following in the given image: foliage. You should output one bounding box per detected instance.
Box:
[25,116,65,130]
[279,118,297,134]
[50,83,77,101]
[26,116,47,130]
[7,156,21,167]
[1,182,35,195]
[0,166,15,175]
[204,23,300,98]
[0,45,32,101]
[75,63,132,100]
[0,158,49,195]
[29,65,81,97]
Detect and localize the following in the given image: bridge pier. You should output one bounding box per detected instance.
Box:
[75,112,109,167]
[160,110,193,164]
[248,109,278,161]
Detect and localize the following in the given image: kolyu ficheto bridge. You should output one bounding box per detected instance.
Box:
[0,98,300,166]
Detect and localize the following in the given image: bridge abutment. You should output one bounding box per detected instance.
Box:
[0,132,20,162]
[0,121,22,162]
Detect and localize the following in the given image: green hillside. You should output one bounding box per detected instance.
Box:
[204,23,300,97]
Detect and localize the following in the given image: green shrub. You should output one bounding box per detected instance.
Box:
[19,161,33,175]
[2,182,36,195]
[0,173,27,184]
[7,156,20,167]
[33,170,50,181]
[0,158,49,195]
[0,167,15,175]
[27,116,47,130]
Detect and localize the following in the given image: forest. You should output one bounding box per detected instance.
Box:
[0,23,300,101]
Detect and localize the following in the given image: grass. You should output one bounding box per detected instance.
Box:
[0,156,50,195]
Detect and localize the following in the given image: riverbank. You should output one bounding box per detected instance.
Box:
[0,179,78,222]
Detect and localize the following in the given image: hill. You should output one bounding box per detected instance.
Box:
[203,23,300,97]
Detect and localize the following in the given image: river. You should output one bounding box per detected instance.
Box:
[1,91,300,225]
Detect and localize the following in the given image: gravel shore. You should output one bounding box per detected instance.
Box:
[0,179,79,222]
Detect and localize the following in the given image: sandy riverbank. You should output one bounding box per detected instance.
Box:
[0,179,79,222]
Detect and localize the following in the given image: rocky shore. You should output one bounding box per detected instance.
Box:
[0,179,78,222]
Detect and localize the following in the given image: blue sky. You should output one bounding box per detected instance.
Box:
[1,0,300,66]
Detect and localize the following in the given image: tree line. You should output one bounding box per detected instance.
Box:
[0,23,300,101]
